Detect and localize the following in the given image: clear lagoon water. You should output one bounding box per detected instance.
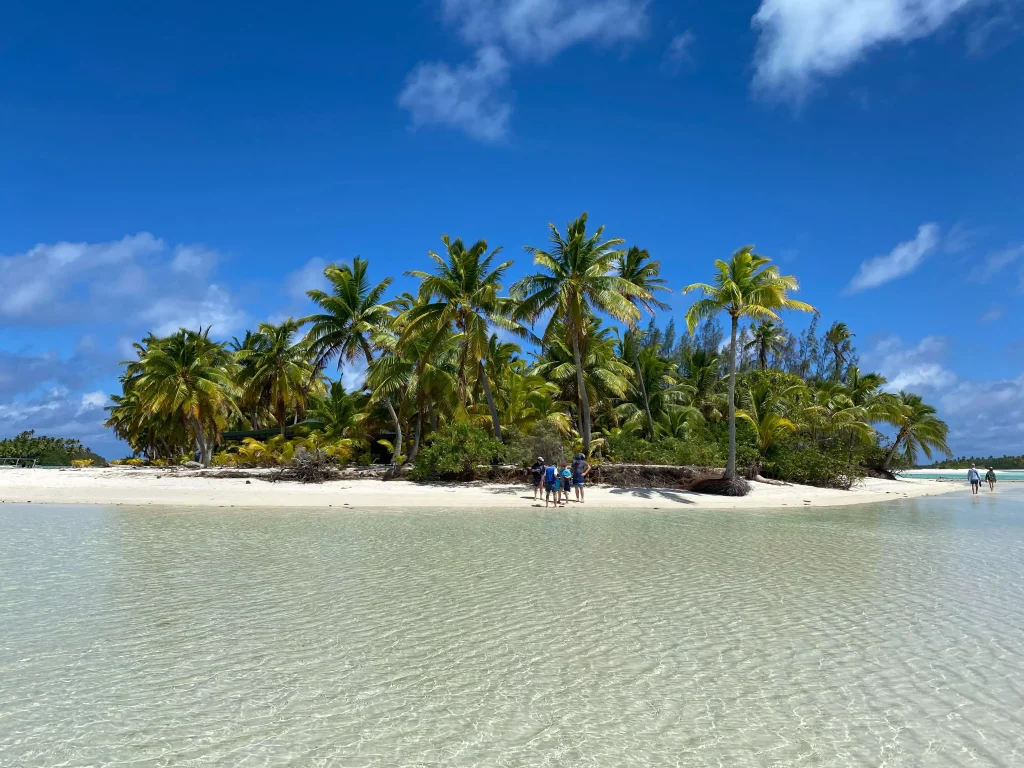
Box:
[2,492,1023,767]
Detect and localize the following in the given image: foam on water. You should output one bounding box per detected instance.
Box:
[1,492,1023,766]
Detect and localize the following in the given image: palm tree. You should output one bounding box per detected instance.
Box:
[883,391,951,470]
[401,235,526,442]
[745,320,787,371]
[616,246,672,438]
[532,318,634,435]
[684,247,815,481]
[304,257,404,462]
[737,381,798,463]
[678,347,726,422]
[614,343,690,433]
[824,322,855,381]
[513,213,648,455]
[133,328,238,467]
[306,380,368,441]
[235,319,323,436]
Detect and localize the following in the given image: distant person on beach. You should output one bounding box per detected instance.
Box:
[530,457,544,501]
[968,465,981,495]
[986,467,997,492]
[560,462,572,503]
[572,454,591,503]
[544,462,560,507]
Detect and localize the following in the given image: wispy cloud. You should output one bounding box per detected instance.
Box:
[982,242,1024,276]
[752,0,985,98]
[398,47,512,142]
[443,0,649,61]
[979,304,1006,323]
[846,223,940,293]
[399,0,649,141]
[662,31,696,75]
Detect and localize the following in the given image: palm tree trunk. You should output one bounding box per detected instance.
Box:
[359,338,404,464]
[726,315,738,480]
[384,398,403,464]
[883,431,904,470]
[410,405,423,462]
[570,328,591,456]
[632,340,655,440]
[479,359,503,443]
[188,413,210,467]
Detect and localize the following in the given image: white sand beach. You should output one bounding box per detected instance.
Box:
[0,467,962,509]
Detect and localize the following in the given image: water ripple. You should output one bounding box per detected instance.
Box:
[2,496,1023,766]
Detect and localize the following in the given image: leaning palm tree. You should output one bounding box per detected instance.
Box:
[616,246,672,438]
[513,213,648,455]
[684,247,815,484]
[235,319,323,436]
[304,257,404,462]
[824,321,855,381]
[400,235,526,442]
[745,320,787,371]
[883,391,951,470]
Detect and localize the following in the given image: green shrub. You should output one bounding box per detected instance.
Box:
[763,446,863,490]
[210,452,239,467]
[505,423,571,469]
[606,433,722,468]
[411,423,505,481]
[71,459,94,468]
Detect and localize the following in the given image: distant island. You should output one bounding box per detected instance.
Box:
[0,430,106,467]
[918,456,1024,470]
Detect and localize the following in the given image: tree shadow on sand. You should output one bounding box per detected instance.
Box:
[607,487,696,504]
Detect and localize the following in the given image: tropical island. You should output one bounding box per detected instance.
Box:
[3,214,957,507]
[95,214,953,489]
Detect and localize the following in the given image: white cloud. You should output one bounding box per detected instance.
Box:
[340,359,369,392]
[662,31,696,74]
[140,284,248,337]
[0,233,163,320]
[846,223,940,293]
[939,375,1024,455]
[285,257,329,303]
[78,391,108,414]
[401,0,649,141]
[752,0,982,97]
[865,334,957,393]
[443,0,649,62]
[398,47,512,142]
[171,244,219,276]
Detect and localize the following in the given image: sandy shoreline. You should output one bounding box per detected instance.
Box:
[0,467,963,509]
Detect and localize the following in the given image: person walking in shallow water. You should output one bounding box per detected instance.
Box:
[986,467,997,492]
[967,465,981,495]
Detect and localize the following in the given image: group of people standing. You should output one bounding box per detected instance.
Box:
[529,455,591,507]
[967,465,998,495]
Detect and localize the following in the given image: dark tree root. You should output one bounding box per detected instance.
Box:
[690,476,751,497]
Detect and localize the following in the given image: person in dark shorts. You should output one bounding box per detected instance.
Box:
[530,457,545,501]
[543,463,561,507]
[986,467,997,492]
[560,462,572,503]
[967,465,981,495]
[571,454,591,503]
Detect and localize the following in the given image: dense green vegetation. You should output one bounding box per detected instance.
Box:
[0,431,105,466]
[920,456,1024,470]
[105,213,952,489]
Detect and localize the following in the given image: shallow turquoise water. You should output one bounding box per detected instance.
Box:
[2,492,1023,766]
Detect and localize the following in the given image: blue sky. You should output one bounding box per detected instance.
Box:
[2,0,1023,458]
